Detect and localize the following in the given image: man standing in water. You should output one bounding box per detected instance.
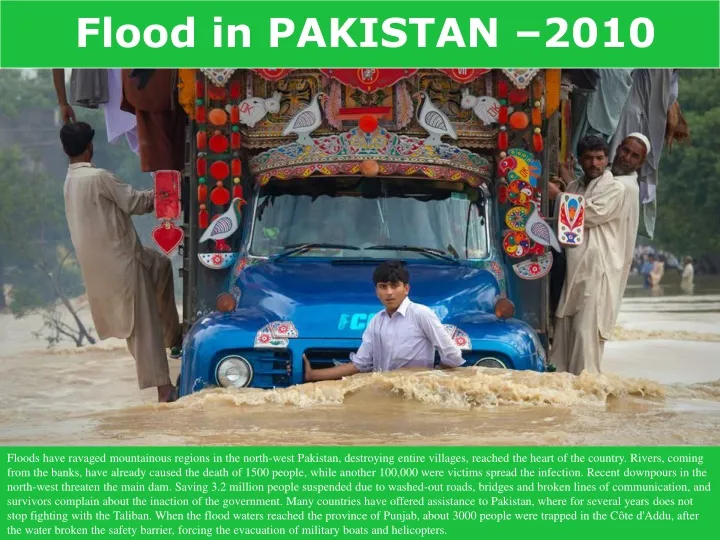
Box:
[610,133,650,318]
[303,260,465,381]
[60,122,182,402]
[547,134,645,375]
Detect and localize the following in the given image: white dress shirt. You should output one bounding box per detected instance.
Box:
[350,297,465,372]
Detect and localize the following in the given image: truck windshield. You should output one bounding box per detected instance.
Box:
[249,176,489,260]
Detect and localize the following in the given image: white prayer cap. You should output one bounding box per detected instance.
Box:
[626,132,651,154]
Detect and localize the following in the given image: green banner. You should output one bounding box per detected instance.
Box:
[2,447,717,538]
[0,1,718,68]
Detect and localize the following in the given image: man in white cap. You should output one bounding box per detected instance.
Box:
[610,133,650,326]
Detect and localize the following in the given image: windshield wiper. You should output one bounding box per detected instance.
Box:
[365,245,459,264]
[271,243,360,261]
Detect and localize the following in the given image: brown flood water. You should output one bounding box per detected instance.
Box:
[1,275,719,447]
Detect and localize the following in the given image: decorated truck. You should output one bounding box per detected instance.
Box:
[149,68,582,396]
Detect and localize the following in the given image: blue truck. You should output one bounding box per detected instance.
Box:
[175,69,558,397]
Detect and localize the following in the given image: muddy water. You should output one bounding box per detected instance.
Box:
[1,282,719,447]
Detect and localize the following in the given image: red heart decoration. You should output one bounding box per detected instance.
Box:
[152,221,184,255]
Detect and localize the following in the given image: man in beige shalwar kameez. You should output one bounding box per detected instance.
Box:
[547,135,644,375]
[60,122,182,402]
[610,133,650,321]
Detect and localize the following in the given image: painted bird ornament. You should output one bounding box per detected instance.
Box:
[200,197,246,251]
[497,153,542,188]
[413,91,458,146]
[525,203,561,252]
[282,92,328,145]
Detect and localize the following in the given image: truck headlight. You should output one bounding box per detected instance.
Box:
[216,293,237,313]
[494,297,515,319]
[215,355,253,388]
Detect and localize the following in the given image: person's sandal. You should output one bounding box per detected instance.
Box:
[169,346,182,359]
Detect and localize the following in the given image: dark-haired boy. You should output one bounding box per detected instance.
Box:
[303,260,464,382]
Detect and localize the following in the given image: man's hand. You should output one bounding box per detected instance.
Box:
[547,180,562,200]
[52,69,75,125]
[60,104,76,124]
[558,156,576,183]
[302,353,360,382]
[303,354,314,382]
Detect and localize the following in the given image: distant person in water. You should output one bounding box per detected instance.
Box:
[681,256,694,294]
[650,254,666,288]
[641,254,655,288]
[303,260,465,382]
[60,122,182,403]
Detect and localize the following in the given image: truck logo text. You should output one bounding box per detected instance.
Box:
[338,313,377,331]
[338,306,446,331]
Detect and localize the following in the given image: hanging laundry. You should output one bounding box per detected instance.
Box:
[569,69,633,177]
[609,69,678,239]
[100,69,139,155]
[121,69,188,173]
[69,69,109,109]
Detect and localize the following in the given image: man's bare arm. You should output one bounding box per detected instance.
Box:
[303,355,360,382]
[52,69,75,124]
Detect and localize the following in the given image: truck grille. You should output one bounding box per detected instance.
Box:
[226,349,291,389]
[303,348,355,370]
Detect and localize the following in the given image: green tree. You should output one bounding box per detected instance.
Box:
[0,69,159,332]
[0,146,95,345]
[0,69,56,118]
[654,70,720,259]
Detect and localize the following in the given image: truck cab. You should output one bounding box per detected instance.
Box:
[178,163,548,396]
[176,69,556,396]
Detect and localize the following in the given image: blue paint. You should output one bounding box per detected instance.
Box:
[338,312,377,331]
[179,256,547,396]
[178,178,548,397]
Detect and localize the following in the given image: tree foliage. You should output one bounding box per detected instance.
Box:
[0,69,149,343]
[654,70,720,259]
[0,145,94,345]
[0,70,56,118]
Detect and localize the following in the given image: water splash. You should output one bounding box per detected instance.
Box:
[169,368,667,411]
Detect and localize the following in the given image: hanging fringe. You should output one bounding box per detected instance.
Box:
[665,101,690,153]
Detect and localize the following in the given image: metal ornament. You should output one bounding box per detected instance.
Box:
[151,221,184,255]
[502,69,540,89]
[198,253,238,270]
[443,325,472,351]
[414,91,458,146]
[558,193,586,246]
[525,204,562,252]
[199,198,245,251]
[200,69,237,87]
[282,92,328,145]
[512,252,554,280]
[232,93,282,128]
[503,231,531,258]
[254,321,299,348]
[151,170,183,255]
[460,89,501,126]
